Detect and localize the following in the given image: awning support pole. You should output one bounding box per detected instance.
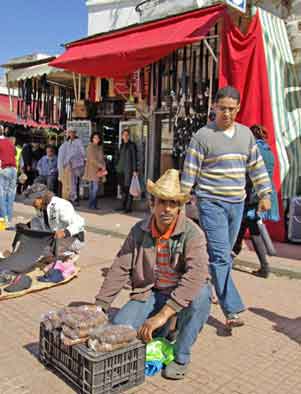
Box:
[203,39,217,63]
[78,74,82,101]
[207,55,214,119]
[6,73,13,112]
[73,73,78,102]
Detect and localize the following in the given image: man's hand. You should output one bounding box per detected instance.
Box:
[138,314,168,343]
[258,198,271,212]
[55,229,65,239]
[137,304,176,343]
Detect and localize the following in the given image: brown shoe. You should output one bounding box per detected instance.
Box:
[226,313,245,329]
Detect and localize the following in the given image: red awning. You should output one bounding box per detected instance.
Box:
[0,94,59,129]
[51,4,225,77]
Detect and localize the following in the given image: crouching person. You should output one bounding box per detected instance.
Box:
[32,190,85,254]
[95,169,211,380]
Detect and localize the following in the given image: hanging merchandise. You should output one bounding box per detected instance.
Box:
[172,115,205,170]
[15,74,74,127]
[114,76,130,98]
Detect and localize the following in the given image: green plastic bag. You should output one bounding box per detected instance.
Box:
[146,337,175,366]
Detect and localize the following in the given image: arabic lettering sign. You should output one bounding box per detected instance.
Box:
[226,0,247,13]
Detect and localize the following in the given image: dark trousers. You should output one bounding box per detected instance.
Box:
[118,173,133,211]
[121,185,133,211]
[233,217,269,272]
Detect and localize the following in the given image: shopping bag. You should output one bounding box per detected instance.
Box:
[129,174,141,198]
[257,219,277,256]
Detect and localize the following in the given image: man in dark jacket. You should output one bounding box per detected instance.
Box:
[116,128,138,213]
[96,169,211,380]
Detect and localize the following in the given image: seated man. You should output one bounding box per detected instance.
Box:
[95,169,211,380]
[32,190,85,255]
[35,146,58,193]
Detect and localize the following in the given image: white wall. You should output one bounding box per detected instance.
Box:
[86,0,140,35]
[86,0,217,36]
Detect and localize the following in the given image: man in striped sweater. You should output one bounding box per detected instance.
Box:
[181,86,272,328]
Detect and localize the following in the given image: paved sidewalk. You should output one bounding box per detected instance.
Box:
[0,207,300,394]
[11,201,301,278]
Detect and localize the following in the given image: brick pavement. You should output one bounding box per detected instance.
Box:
[11,201,301,277]
[0,206,300,394]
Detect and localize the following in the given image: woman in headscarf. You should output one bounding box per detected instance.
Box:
[233,125,279,278]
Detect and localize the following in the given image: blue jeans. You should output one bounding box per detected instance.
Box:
[89,181,99,208]
[198,198,245,317]
[0,167,17,222]
[113,283,211,365]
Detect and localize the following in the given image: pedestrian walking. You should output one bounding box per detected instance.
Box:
[116,128,138,213]
[57,131,71,199]
[0,125,17,228]
[65,129,85,206]
[83,132,106,210]
[233,124,279,278]
[181,86,272,329]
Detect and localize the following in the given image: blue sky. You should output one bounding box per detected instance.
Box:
[0,1,87,69]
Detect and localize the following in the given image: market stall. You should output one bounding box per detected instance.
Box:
[50,3,301,241]
[4,55,75,129]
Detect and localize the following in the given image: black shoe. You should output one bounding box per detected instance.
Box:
[115,207,125,212]
[252,268,270,278]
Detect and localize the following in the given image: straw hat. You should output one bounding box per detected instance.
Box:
[147,169,190,204]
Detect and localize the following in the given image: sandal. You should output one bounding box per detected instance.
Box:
[226,313,245,329]
[162,361,188,380]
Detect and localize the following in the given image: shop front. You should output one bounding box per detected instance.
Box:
[49,2,301,241]
[51,5,224,196]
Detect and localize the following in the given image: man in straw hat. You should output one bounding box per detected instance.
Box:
[96,169,211,380]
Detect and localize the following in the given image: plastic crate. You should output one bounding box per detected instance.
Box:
[39,323,146,394]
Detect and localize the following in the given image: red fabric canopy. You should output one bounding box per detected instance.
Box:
[51,4,226,77]
[0,94,59,129]
[219,12,285,242]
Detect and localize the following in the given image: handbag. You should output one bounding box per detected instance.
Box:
[257,219,277,256]
[97,168,108,178]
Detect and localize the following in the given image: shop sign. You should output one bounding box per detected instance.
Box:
[226,0,246,13]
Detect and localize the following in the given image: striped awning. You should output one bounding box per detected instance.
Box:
[258,8,301,201]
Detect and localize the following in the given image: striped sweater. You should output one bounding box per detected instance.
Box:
[151,217,180,290]
[181,122,272,203]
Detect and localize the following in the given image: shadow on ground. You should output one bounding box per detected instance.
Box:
[207,316,233,337]
[249,307,301,345]
[24,342,40,360]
